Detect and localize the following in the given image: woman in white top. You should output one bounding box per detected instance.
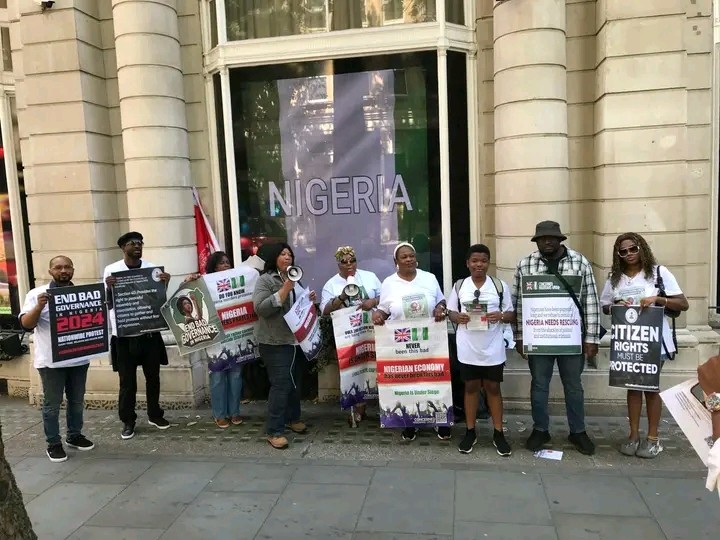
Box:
[372,242,449,442]
[446,244,515,456]
[600,232,688,459]
[320,246,382,424]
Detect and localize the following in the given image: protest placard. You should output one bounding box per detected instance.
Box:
[111,267,167,336]
[331,307,377,409]
[284,288,322,361]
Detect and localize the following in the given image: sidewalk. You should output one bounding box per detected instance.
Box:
[2,396,718,539]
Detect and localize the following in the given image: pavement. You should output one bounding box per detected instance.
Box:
[2,395,718,539]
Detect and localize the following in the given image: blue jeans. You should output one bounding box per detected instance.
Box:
[260,344,302,436]
[209,368,243,419]
[528,354,586,434]
[37,363,89,446]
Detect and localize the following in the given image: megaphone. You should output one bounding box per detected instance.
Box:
[287,265,303,282]
[343,275,360,299]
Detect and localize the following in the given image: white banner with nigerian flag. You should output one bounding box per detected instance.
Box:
[331,307,378,410]
[521,275,582,355]
[375,320,453,429]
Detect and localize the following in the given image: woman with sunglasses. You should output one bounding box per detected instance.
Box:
[372,242,450,442]
[600,233,689,458]
[320,246,382,425]
[446,244,515,455]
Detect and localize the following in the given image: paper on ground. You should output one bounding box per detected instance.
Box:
[534,449,563,460]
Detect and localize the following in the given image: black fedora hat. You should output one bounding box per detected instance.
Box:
[531,221,567,242]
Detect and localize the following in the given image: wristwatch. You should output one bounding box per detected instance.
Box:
[706,392,720,413]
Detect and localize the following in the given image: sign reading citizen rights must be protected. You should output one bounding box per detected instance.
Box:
[49,283,108,364]
[608,305,664,392]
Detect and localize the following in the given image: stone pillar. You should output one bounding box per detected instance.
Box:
[111,0,196,280]
[492,0,569,278]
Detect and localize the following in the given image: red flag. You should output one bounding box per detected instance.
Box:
[192,187,220,274]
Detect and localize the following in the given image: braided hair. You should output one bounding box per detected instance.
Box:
[609,232,656,288]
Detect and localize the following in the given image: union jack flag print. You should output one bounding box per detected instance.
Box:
[217,278,231,292]
[349,313,363,327]
[394,328,411,342]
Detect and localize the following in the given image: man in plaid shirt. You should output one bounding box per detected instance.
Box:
[512,221,600,456]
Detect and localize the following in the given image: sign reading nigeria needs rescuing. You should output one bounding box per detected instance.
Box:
[521,275,582,355]
[608,305,664,392]
[375,320,453,429]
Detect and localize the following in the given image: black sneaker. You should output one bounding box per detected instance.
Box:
[148,417,170,430]
[493,429,512,457]
[568,431,595,456]
[121,423,135,440]
[401,427,418,441]
[66,435,95,451]
[435,426,452,440]
[458,430,477,454]
[46,444,67,463]
[525,429,551,451]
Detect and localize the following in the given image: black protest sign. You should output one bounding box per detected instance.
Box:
[609,305,664,392]
[49,284,108,364]
[111,267,168,337]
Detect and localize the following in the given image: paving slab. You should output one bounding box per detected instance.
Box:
[87,461,223,529]
[66,526,165,540]
[632,476,720,540]
[553,513,667,540]
[206,462,295,493]
[62,458,153,484]
[12,456,83,495]
[455,470,552,525]
[291,464,375,485]
[542,473,651,517]
[454,521,559,540]
[353,533,451,540]
[161,491,279,540]
[356,467,454,535]
[256,482,367,539]
[26,482,126,540]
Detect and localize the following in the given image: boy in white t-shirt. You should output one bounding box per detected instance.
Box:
[600,233,689,459]
[446,244,515,456]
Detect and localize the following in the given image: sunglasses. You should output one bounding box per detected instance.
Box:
[473,289,481,305]
[618,245,639,258]
[340,258,357,264]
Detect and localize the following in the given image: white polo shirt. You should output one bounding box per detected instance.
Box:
[320,269,382,312]
[20,284,92,369]
[102,259,158,337]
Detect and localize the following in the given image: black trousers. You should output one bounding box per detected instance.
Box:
[111,333,167,424]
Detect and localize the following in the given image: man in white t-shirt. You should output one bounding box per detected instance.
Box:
[20,256,95,463]
[446,244,515,456]
[103,232,171,440]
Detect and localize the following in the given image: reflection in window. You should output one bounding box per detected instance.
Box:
[445,0,463,25]
[209,0,219,47]
[225,0,439,41]
[1,27,11,72]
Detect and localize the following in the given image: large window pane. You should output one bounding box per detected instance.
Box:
[445,0,464,25]
[225,0,438,41]
[226,53,449,291]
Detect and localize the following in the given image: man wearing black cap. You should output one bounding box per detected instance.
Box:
[103,232,171,440]
[511,221,600,455]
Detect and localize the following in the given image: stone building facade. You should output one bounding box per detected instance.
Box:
[0,0,716,410]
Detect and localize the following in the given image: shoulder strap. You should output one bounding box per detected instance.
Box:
[489,276,504,307]
[450,278,466,332]
[548,268,586,340]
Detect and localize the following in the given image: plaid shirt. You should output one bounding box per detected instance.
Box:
[511,247,601,344]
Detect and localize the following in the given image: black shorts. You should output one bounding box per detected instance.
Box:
[460,362,505,383]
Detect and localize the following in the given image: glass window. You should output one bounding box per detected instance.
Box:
[209,0,219,47]
[225,0,438,41]
[226,52,457,291]
[0,1,7,8]
[1,27,11,72]
[445,0,464,25]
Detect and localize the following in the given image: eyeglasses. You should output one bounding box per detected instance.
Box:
[618,245,639,258]
[125,240,144,247]
[340,258,357,265]
[473,289,481,305]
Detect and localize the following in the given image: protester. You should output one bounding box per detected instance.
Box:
[185,251,248,429]
[253,243,316,449]
[698,355,720,498]
[103,232,171,440]
[512,221,600,455]
[320,245,382,425]
[446,244,515,456]
[372,242,450,441]
[19,256,95,462]
[600,233,689,458]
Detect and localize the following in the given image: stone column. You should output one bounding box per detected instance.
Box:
[111,0,196,279]
[492,0,569,277]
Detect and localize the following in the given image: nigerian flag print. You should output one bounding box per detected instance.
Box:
[412,327,429,341]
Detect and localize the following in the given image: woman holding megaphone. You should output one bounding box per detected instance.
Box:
[253,243,317,450]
